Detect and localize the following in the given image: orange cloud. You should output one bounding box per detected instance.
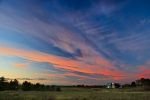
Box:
[0,46,125,80]
[14,63,28,68]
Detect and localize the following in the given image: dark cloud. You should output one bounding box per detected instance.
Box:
[74,49,83,57]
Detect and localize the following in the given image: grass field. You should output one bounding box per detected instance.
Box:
[0,88,150,100]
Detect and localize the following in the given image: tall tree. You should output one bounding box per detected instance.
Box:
[22,81,32,91]
[9,79,19,90]
[0,77,8,91]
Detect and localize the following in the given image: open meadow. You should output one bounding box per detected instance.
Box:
[0,87,150,100]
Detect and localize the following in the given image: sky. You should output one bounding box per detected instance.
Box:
[0,0,150,85]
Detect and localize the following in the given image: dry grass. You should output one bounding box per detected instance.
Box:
[0,88,149,100]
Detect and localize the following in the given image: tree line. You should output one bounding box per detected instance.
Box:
[122,78,150,88]
[0,77,61,91]
[0,76,150,91]
[63,78,150,90]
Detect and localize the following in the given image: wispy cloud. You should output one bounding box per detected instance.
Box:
[13,63,28,68]
[0,46,125,79]
[0,0,150,84]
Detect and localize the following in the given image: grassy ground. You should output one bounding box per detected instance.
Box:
[0,88,150,100]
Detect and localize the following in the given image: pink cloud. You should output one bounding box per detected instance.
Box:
[13,63,28,68]
[137,63,150,78]
[0,46,126,80]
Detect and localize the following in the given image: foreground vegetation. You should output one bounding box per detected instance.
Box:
[0,77,150,100]
[0,88,150,100]
[0,77,61,91]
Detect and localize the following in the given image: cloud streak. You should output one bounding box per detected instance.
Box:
[0,0,150,84]
[0,46,125,79]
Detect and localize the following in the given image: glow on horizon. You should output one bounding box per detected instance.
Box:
[0,0,150,85]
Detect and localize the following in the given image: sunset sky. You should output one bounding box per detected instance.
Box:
[0,0,150,85]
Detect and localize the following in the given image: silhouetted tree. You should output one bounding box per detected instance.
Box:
[131,81,136,87]
[114,83,121,88]
[51,85,56,91]
[9,79,19,90]
[0,77,9,91]
[34,83,41,91]
[136,78,150,87]
[77,84,85,88]
[0,77,62,91]
[122,84,131,88]
[22,81,33,91]
[55,86,61,91]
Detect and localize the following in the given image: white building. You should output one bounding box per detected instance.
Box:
[106,82,116,88]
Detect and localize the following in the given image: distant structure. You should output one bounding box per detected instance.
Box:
[106,83,115,88]
[106,82,121,88]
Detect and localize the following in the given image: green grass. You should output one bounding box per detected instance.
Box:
[0,88,149,100]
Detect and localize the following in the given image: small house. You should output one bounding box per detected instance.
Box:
[106,82,115,88]
[106,82,121,88]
